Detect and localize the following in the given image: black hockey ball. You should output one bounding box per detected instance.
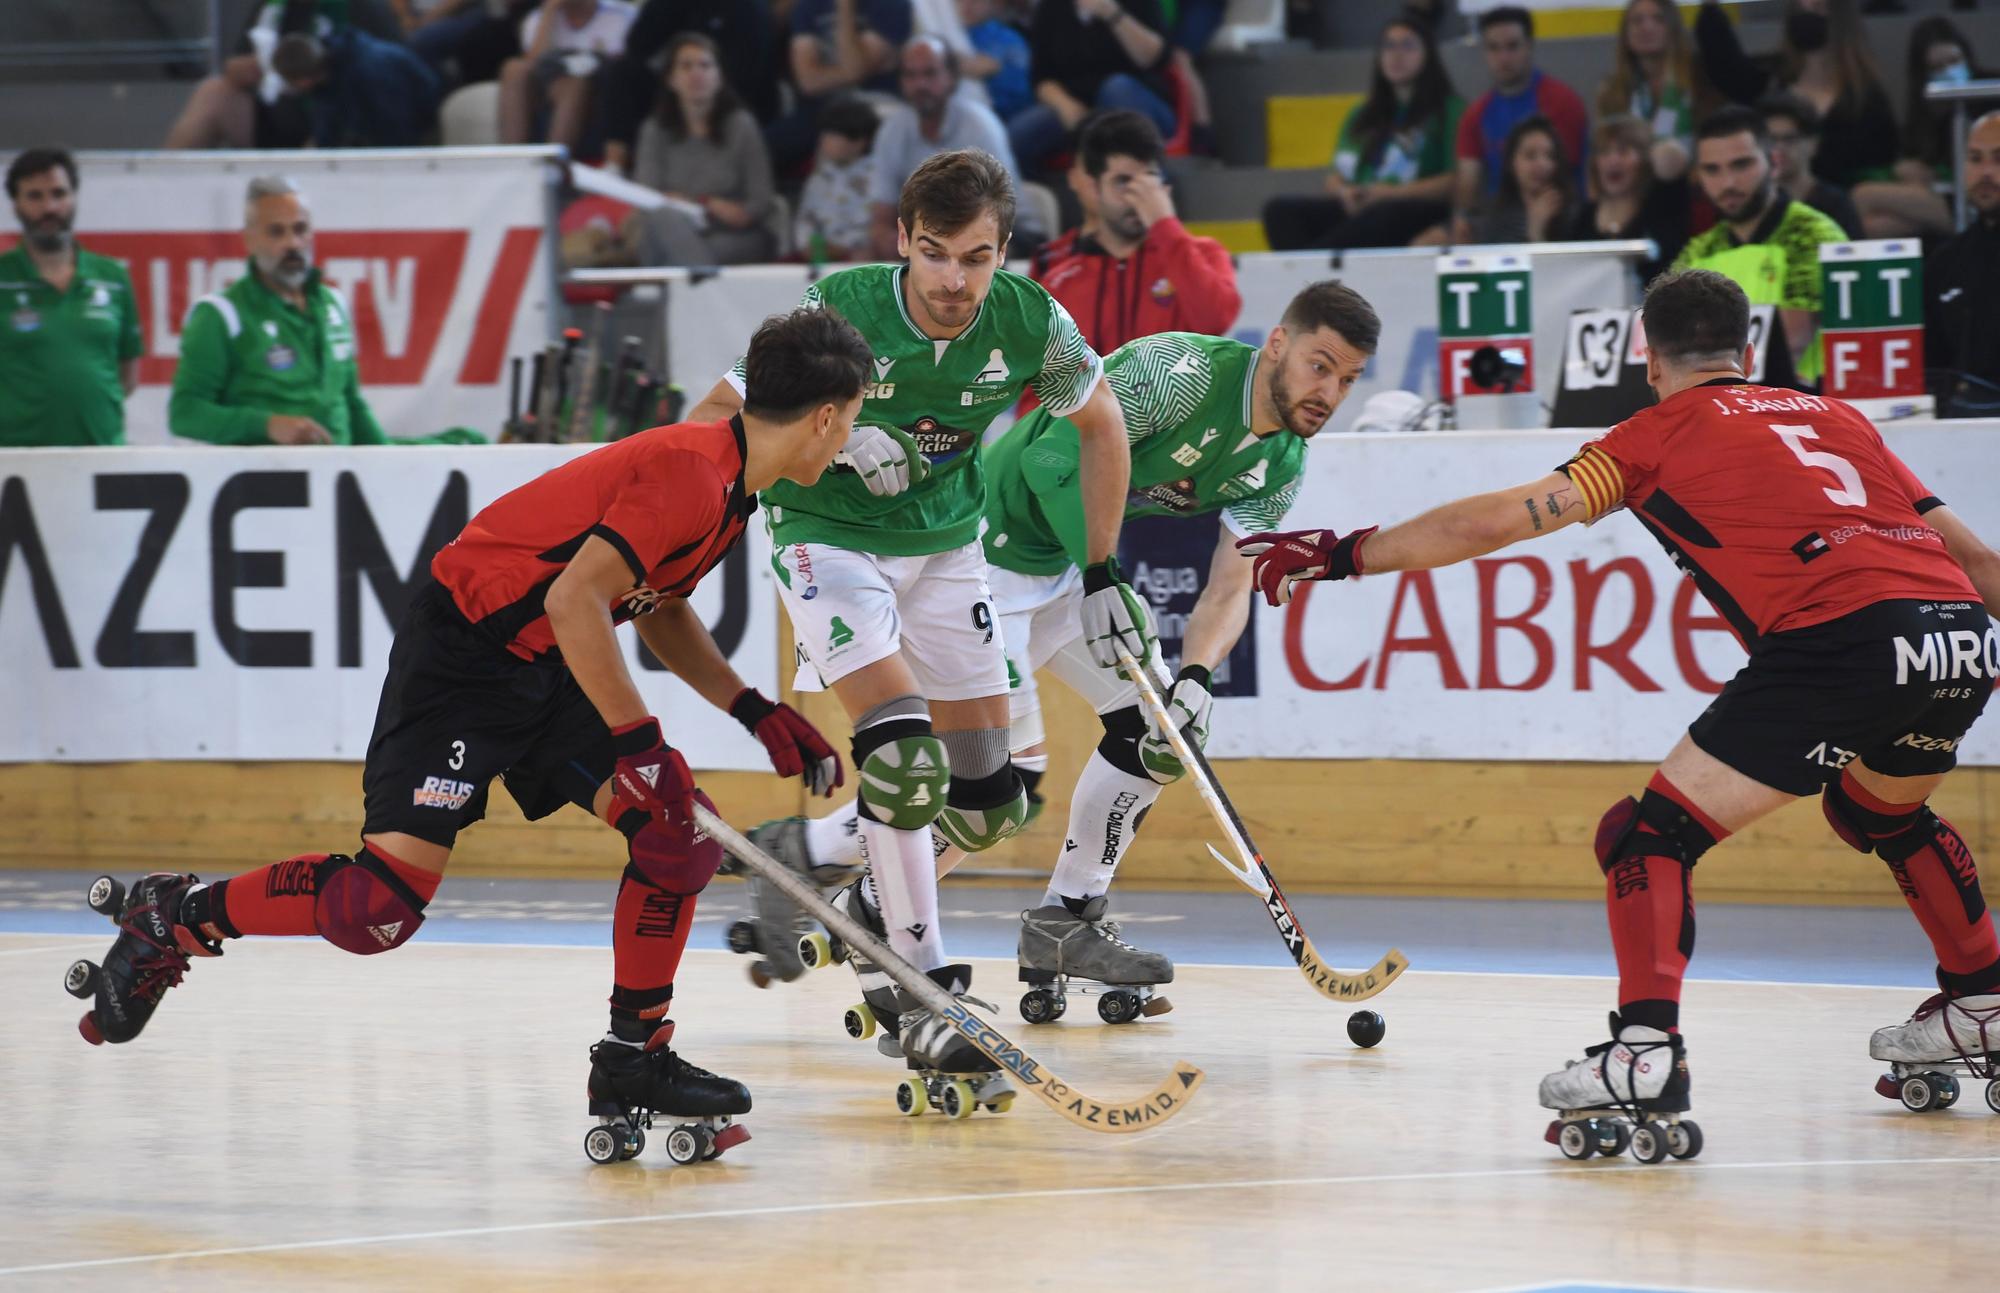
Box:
[1346,1009,1386,1048]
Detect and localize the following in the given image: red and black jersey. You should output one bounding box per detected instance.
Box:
[1560,380,1974,646]
[432,417,755,663]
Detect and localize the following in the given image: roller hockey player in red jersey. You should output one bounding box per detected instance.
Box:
[65,308,867,1165]
[1241,268,2000,1160]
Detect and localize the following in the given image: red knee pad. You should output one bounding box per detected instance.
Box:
[315,851,428,955]
[627,790,724,896]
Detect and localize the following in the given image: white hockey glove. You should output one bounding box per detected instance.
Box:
[1137,665,1214,784]
[834,423,928,497]
[1079,558,1154,671]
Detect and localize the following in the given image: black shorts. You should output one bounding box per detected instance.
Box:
[361,582,617,847]
[1688,599,1994,797]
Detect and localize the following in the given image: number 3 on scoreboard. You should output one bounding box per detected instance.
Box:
[1769,423,1868,508]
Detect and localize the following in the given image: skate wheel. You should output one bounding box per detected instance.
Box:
[984,1093,1016,1115]
[939,1079,976,1120]
[665,1125,704,1164]
[78,1012,104,1046]
[63,959,100,1000]
[1666,1120,1703,1160]
[1900,1073,1943,1112]
[1597,1120,1631,1158]
[844,1004,877,1040]
[87,875,125,917]
[583,1125,623,1165]
[1556,1121,1596,1160]
[798,932,832,970]
[1629,1121,1670,1165]
[1986,1080,2000,1114]
[711,1123,751,1155]
[1098,991,1139,1025]
[1933,1073,1962,1108]
[1140,995,1173,1018]
[1019,989,1060,1025]
[620,1128,647,1161]
[895,1076,926,1117]
[725,921,757,955]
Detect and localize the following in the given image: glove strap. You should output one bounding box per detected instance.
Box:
[1082,557,1124,594]
[610,717,664,757]
[1332,527,1378,580]
[728,687,777,732]
[1176,664,1212,692]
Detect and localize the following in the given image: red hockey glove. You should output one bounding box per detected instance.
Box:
[609,717,695,826]
[1234,526,1378,607]
[730,688,845,797]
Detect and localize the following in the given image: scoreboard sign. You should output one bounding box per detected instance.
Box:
[1437,251,1533,399]
[1819,240,1924,400]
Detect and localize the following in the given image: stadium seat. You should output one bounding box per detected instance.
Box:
[440,82,502,148]
[1265,93,1357,170]
[1209,0,1287,52]
[1019,181,1061,246]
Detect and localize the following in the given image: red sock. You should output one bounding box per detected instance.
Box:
[610,866,696,1029]
[210,846,441,940]
[1839,772,2000,988]
[1605,774,1730,1029]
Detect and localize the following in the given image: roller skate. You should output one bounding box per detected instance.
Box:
[1539,1012,1703,1165]
[1869,991,2000,1113]
[723,817,856,988]
[67,873,222,1046]
[1017,897,1173,1025]
[583,1020,752,1165]
[831,882,906,1059]
[888,964,1016,1120]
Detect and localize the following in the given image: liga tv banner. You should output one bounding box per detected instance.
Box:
[0,446,779,767]
[1820,239,1924,401]
[0,148,558,445]
[1212,422,2000,767]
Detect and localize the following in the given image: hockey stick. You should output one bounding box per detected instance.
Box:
[694,804,1204,1134]
[1116,646,1406,1003]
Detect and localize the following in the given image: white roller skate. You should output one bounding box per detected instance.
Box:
[1017,897,1173,1025]
[889,964,1016,1120]
[1539,1012,1703,1165]
[723,817,857,988]
[1870,992,2000,1113]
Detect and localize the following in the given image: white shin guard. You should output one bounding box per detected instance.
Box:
[1044,751,1162,907]
[858,816,946,973]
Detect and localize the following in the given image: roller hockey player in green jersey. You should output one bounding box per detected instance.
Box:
[687,149,1144,1106]
[752,279,1381,1026]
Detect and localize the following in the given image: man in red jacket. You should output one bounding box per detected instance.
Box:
[1031,110,1239,354]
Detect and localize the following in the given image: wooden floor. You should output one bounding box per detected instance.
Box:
[3,934,1997,1291]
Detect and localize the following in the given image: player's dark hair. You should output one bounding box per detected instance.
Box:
[270,32,326,83]
[1479,5,1534,41]
[1281,280,1382,356]
[742,307,872,421]
[1641,268,1751,366]
[1696,104,1770,150]
[1078,110,1165,178]
[898,147,1016,246]
[1755,90,1820,139]
[6,146,77,198]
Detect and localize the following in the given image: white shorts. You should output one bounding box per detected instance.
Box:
[776,540,1011,703]
[987,564,1137,753]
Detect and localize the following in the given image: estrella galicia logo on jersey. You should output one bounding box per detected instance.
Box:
[904,417,978,461]
[1134,480,1200,513]
[1893,626,2000,685]
[413,776,476,810]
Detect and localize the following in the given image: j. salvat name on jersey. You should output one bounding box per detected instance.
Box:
[413,776,476,810]
[1894,626,2000,685]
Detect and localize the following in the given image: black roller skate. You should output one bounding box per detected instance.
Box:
[889,965,1016,1120]
[67,873,222,1046]
[1539,1012,1702,1165]
[584,1021,752,1166]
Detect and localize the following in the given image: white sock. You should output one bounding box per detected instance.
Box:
[805,799,862,868]
[1044,751,1161,907]
[858,816,946,972]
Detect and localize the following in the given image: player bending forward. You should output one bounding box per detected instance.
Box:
[685,149,1144,1102]
[71,309,866,1159]
[1243,269,2000,1152]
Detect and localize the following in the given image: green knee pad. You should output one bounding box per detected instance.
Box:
[935,785,1031,853]
[859,735,951,830]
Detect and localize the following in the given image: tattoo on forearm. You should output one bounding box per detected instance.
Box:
[1525,497,1544,532]
[1544,484,1578,516]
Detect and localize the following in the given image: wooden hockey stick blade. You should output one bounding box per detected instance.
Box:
[1295,934,1407,1002]
[696,805,1205,1134]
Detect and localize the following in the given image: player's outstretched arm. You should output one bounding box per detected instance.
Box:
[686,377,744,424]
[1067,377,1132,566]
[635,599,750,711]
[1928,505,2000,613]
[1181,524,1257,670]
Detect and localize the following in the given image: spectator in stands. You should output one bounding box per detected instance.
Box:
[1262,13,1463,251]
[0,149,142,448]
[1596,0,1708,183]
[796,97,882,261]
[958,0,1032,120]
[1564,115,1690,282]
[1010,0,1176,176]
[1693,0,1896,191]
[1472,115,1578,245]
[1925,111,2000,413]
[1451,6,1589,242]
[170,177,480,446]
[868,38,1025,257]
[499,0,639,154]
[268,28,443,146]
[1852,18,1975,239]
[602,0,778,175]
[163,0,407,150]
[1756,92,1865,238]
[394,0,490,75]
[1673,106,1846,383]
[1030,111,1238,353]
[769,0,915,173]
[623,33,777,265]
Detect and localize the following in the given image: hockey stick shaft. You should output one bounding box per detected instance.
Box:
[1116,647,1407,1003]
[695,805,1203,1133]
